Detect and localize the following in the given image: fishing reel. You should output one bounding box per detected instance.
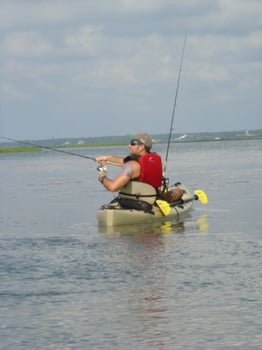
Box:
[97,165,107,173]
[161,176,169,192]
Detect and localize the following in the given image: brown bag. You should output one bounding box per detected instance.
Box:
[159,188,185,203]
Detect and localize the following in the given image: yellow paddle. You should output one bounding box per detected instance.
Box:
[156,199,172,215]
[156,189,208,216]
[194,189,208,204]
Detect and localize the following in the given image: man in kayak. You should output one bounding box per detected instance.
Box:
[96,132,162,191]
[96,131,185,202]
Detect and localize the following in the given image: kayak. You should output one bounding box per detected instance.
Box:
[97,181,204,226]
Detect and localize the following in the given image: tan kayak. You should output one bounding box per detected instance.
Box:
[97,182,207,226]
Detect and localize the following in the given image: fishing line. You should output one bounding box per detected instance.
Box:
[164,34,187,175]
[1,137,97,161]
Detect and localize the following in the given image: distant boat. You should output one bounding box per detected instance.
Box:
[175,134,187,141]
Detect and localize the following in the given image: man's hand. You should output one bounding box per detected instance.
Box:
[96,155,109,165]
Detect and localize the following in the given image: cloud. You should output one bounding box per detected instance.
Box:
[197,66,230,82]
[0,1,72,29]
[0,0,261,138]
[64,25,104,56]
[2,31,52,56]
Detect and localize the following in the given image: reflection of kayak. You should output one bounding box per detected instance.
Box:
[97,182,207,226]
[98,220,185,236]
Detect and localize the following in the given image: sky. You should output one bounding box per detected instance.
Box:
[1,0,261,140]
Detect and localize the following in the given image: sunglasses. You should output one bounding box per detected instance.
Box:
[129,139,143,146]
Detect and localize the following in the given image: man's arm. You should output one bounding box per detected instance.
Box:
[98,161,140,192]
[96,155,124,166]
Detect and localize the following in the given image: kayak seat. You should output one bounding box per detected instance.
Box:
[119,181,157,205]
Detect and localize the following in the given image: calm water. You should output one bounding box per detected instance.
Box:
[0,140,261,349]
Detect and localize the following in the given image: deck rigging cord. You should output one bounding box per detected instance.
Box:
[0,137,97,161]
[164,34,187,176]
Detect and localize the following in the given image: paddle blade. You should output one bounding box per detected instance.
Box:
[194,189,208,204]
[156,199,171,216]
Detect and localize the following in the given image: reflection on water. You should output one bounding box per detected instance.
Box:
[196,213,209,232]
[97,225,174,348]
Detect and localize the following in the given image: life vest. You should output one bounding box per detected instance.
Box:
[137,153,163,188]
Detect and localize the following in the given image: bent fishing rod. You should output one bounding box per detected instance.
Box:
[164,34,187,175]
[1,137,97,161]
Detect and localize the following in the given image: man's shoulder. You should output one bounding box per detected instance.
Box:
[123,154,140,163]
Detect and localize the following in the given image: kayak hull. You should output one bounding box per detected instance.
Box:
[97,184,193,226]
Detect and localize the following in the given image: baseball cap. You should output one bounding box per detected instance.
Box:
[134,132,153,149]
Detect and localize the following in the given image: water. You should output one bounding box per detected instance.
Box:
[0,140,261,349]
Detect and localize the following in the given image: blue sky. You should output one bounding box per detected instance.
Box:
[1,0,261,139]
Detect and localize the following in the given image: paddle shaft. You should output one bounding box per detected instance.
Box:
[171,194,198,207]
[1,137,97,161]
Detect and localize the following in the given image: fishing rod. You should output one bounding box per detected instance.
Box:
[164,34,187,175]
[1,137,97,161]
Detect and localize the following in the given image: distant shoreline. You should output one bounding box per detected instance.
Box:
[1,135,261,153]
[0,142,125,153]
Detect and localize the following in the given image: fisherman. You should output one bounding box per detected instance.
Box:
[96,132,162,191]
[96,131,184,202]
